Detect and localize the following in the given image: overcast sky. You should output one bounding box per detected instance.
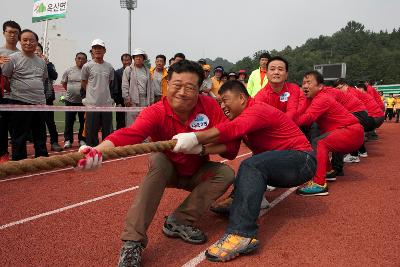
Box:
[1,0,399,68]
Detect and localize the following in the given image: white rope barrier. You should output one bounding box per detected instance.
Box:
[0,104,145,112]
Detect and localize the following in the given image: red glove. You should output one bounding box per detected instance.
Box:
[77,146,102,170]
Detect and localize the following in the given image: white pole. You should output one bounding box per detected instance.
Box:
[128,9,132,54]
[43,20,49,56]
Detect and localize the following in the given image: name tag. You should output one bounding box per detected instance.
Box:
[280,92,290,102]
[190,113,209,130]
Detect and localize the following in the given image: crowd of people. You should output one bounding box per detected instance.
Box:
[0,20,394,266]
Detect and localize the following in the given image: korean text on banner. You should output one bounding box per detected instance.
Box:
[32,0,68,23]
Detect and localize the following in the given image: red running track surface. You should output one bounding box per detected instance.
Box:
[0,124,399,266]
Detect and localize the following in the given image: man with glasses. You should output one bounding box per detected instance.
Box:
[0,20,21,163]
[61,52,88,149]
[76,60,240,267]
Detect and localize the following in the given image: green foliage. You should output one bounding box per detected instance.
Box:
[205,21,400,84]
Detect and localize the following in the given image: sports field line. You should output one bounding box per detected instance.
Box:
[181,187,298,267]
[0,152,253,230]
[0,153,150,183]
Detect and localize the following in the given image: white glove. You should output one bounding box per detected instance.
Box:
[76,145,102,170]
[172,132,199,153]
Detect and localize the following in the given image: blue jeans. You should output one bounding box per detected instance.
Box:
[226,150,316,238]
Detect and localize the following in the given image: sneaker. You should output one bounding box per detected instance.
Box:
[343,154,360,163]
[205,234,259,262]
[296,181,329,196]
[325,169,344,181]
[0,153,9,163]
[162,216,207,244]
[51,142,63,152]
[64,140,72,149]
[79,140,86,147]
[266,185,276,191]
[358,152,368,158]
[117,241,143,267]
[210,197,233,215]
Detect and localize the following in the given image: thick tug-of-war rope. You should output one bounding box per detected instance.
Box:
[0,140,177,179]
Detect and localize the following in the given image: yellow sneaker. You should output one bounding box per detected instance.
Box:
[205,234,259,262]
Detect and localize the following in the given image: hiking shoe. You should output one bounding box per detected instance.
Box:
[210,197,233,215]
[51,142,63,152]
[79,140,86,147]
[343,154,360,163]
[117,241,144,267]
[162,216,207,244]
[358,152,368,158]
[64,140,72,149]
[0,153,9,163]
[296,181,329,196]
[205,234,259,262]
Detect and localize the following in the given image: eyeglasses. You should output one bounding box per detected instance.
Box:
[170,83,198,94]
[5,30,19,36]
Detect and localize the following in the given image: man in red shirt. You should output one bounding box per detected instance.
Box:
[295,71,364,196]
[322,83,368,178]
[173,80,316,262]
[334,79,385,163]
[254,56,301,121]
[365,80,385,111]
[76,61,240,267]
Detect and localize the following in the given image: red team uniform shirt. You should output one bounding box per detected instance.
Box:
[347,87,384,118]
[366,85,385,110]
[106,95,240,176]
[215,98,312,155]
[321,86,366,113]
[296,90,359,133]
[254,82,301,120]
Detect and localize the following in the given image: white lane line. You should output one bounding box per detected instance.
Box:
[181,187,298,267]
[0,153,150,183]
[0,186,139,230]
[0,151,252,230]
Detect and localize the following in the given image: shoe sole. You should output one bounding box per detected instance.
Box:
[325,178,337,182]
[205,241,259,262]
[297,191,329,196]
[162,226,207,245]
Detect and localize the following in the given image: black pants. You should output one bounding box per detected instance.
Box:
[85,112,113,146]
[395,109,400,122]
[0,98,10,156]
[64,100,85,143]
[8,99,48,160]
[115,103,126,130]
[385,108,394,121]
[44,99,59,144]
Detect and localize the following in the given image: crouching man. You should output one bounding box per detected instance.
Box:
[173,80,316,262]
[76,60,239,267]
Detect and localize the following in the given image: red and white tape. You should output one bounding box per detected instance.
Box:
[0,104,145,112]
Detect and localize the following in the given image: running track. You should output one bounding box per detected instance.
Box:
[1,123,399,266]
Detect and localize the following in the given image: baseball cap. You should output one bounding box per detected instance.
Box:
[91,38,105,48]
[214,66,224,73]
[132,48,148,60]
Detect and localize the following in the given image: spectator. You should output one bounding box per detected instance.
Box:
[228,72,237,81]
[1,29,48,160]
[395,95,400,123]
[385,93,395,122]
[237,69,247,87]
[210,66,224,97]
[200,64,215,97]
[112,53,132,130]
[61,52,88,148]
[81,39,115,146]
[0,20,21,163]
[122,48,154,126]
[173,52,185,63]
[197,58,207,66]
[150,54,168,102]
[35,43,63,152]
[247,52,271,97]
[168,57,174,68]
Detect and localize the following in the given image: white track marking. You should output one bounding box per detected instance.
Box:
[0,152,253,229]
[0,153,150,183]
[181,187,298,267]
[0,186,139,230]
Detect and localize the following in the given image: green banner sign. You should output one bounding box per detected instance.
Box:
[32,0,68,23]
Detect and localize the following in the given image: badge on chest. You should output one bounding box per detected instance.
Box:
[280,92,290,102]
[190,113,209,130]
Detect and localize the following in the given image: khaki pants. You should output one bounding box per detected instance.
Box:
[120,152,235,246]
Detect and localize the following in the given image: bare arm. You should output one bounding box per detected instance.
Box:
[195,127,221,144]
[94,140,115,151]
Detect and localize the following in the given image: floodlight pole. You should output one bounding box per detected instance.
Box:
[128,9,132,54]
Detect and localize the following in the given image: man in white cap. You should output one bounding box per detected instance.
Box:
[122,48,154,125]
[81,39,115,146]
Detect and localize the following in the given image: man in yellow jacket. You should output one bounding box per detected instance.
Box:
[150,54,168,102]
[385,93,396,122]
[394,95,400,123]
[246,52,271,97]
